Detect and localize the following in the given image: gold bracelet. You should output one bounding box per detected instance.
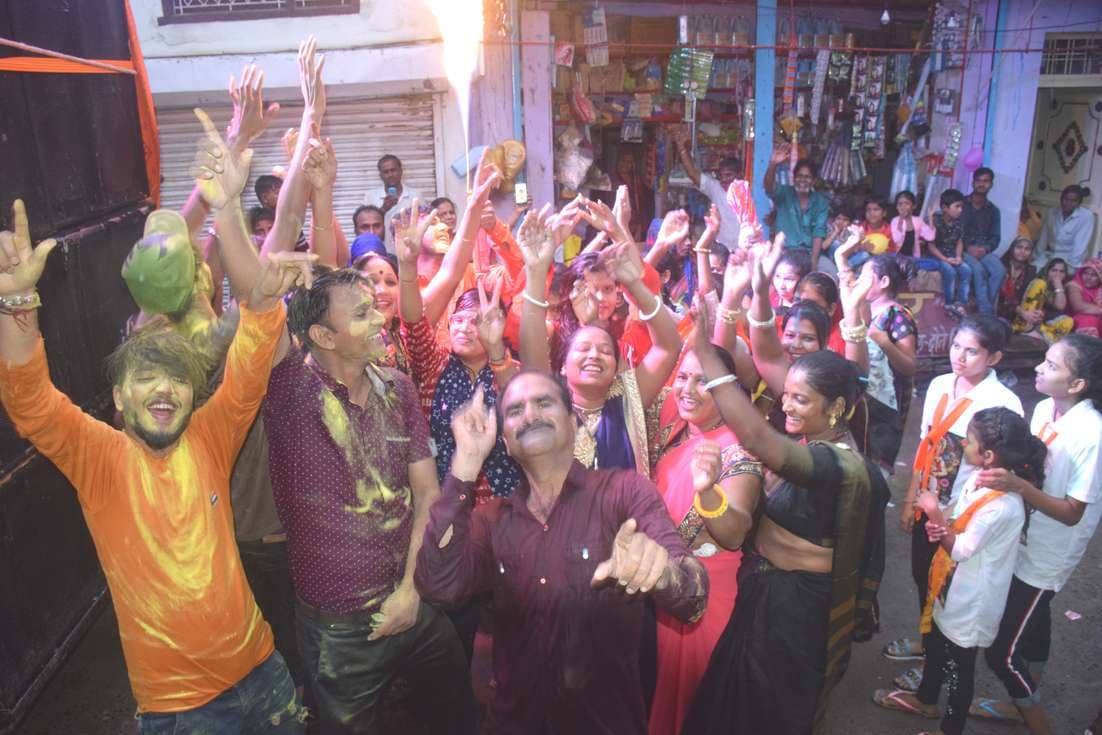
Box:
[0,291,42,312]
[746,311,775,329]
[693,247,712,254]
[313,222,331,231]
[694,485,729,518]
[718,305,743,324]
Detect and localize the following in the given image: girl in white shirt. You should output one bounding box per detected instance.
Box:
[874,407,1040,735]
[882,316,1023,690]
[971,333,1102,734]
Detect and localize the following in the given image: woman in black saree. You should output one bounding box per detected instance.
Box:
[684,330,889,735]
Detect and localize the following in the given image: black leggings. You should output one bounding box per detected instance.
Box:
[984,575,1055,701]
[917,622,978,735]
[911,514,938,652]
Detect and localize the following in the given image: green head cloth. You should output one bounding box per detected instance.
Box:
[121,209,196,315]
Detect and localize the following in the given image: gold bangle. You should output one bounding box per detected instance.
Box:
[693,247,712,254]
[313,222,331,231]
[746,311,775,329]
[694,485,729,518]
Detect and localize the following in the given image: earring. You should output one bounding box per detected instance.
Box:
[829,413,838,428]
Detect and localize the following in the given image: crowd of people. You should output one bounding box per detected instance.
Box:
[0,37,1101,735]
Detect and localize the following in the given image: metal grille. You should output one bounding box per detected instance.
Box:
[1042,35,1102,76]
[165,0,356,20]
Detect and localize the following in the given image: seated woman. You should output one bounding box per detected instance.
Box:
[683,339,889,735]
[517,203,682,476]
[998,236,1037,329]
[1013,257,1074,344]
[1067,258,1102,337]
[648,346,763,735]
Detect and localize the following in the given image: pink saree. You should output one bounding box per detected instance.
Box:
[648,421,761,735]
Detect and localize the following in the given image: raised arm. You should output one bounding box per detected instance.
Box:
[691,319,817,482]
[763,146,788,196]
[712,252,761,398]
[415,387,498,608]
[182,64,280,238]
[670,127,702,188]
[605,240,682,408]
[838,262,872,374]
[302,137,345,268]
[644,209,690,268]
[263,37,326,259]
[394,199,438,324]
[516,205,557,373]
[0,201,58,366]
[421,160,501,325]
[747,237,790,396]
[694,205,721,296]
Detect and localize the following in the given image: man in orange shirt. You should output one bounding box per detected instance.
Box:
[0,199,315,734]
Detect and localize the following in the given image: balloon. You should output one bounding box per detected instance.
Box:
[865,232,891,255]
[962,146,984,171]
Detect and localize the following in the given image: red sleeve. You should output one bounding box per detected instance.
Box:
[400,316,450,416]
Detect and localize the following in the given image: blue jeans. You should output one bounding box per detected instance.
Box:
[137,652,305,734]
[916,257,972,305]
[963,250,1006,315]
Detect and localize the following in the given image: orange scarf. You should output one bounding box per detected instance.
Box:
[912,393,973,520]
[919,489,1004,634]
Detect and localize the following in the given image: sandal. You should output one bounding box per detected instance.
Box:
[872,689,939,719]
[894,665,924,692]
[882,637,926,661]
[969,698,1023,723]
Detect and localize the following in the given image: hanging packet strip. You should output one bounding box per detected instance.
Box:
[664,47,714,99]
[583,7,609,67]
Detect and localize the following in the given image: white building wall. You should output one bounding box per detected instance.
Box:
[130,0,473,213]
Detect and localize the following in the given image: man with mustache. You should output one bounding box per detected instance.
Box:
[0,198,314,733]
[416,371,709,733]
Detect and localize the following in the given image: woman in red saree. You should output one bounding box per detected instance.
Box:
[648,347,763,735]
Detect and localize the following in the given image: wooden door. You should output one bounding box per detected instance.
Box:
[1025,86,1102,257]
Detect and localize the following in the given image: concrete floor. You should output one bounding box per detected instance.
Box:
[14,373,1102,735]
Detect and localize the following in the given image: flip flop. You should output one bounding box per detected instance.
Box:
[882,637,926,661]
[894,665,924,692]
[872,689,939,719]
[969,698,1023,723]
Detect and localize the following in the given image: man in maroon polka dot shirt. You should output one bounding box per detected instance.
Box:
[264,269,474,733]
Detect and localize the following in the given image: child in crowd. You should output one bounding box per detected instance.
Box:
[891,190,934,260]
[770,248,811,314]
[874,407,1039,735]
[881,315,1023,692]
[861,197,892,242]
[917,189,972,319]
[819,208,854,273]
[999,236,1038,329]
[1013,258,1074,344]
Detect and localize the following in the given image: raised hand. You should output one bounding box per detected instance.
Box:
[834,225,862,277]
[760,231,786,280]
[302,137,337,192]
[476,275,506,352]
[840,260,874,317]
[517,205,556,271]
[450,385,498,469]
[703,204,721,240]
[249,251,318,307]
[723,249,751,303]
[570,279,599,325]
[0,200,58,296]
[690,441,723,493]
[748,247,770,298]
[281,127,299,163]
[656,209,690,252]
[580,198,631,245]
[612,184,632,238]
[225,63,280,153]
[604,240,645,285]
[770,144,790,165]
[192,108,254,209]
[591,518,670,595]
[550,196,583,246]
[298,36,326,121]
[394,199,438,266]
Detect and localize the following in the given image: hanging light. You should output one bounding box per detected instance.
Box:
[880,8,891,25]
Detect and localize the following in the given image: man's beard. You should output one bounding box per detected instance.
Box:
[126,410,192,450]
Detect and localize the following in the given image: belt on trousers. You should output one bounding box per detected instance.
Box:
[296,598,379,626]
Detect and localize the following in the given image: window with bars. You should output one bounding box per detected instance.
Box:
[1041,34,1102,76]
[159,0,359,24]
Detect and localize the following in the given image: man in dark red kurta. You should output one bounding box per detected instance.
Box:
[416,371,708,734]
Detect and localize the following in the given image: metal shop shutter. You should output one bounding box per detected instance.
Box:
[156,95,439,235]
